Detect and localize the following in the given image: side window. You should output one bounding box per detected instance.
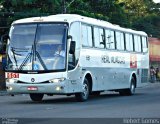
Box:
[87,26,93,47]
[105,29,115,49]
[82,25,88,47]
[82,24,93,47]
[125,33,133,51]
[94,27,104,48]
[69,22,81,70]
[134,35,141,52]
[94,27,99,48]
[115,31,124,50]
[99,28,105,48]
[142,36,148,52]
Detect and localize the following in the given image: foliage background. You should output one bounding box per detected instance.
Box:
[0,0,160,38]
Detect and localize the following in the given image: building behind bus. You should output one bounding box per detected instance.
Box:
[149,37,160,81]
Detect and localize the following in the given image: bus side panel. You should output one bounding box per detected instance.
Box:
[79,48,149,91]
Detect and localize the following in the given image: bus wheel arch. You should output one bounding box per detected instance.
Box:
[132,73,137,88]
[85,73,93,94]
[119,73,137,96]
[75,73,92,102]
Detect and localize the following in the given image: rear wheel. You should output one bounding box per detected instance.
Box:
[75,78,90,102]
[119,77,136,96]
[128,77,136,95]
[30,93,44,102]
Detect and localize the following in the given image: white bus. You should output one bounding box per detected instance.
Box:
[3,14,149,102]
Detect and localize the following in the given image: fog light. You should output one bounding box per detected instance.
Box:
[56,86,64,91]
[56,86,61,91]
[8,86,13,91]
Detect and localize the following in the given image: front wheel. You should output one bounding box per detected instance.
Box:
[30,93,44,102]
[75,78,90,102]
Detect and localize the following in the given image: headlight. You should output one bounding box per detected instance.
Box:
[6,78,18,83]
[49,78,66,83]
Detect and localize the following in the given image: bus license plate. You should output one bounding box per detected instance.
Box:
[27,86,38,91]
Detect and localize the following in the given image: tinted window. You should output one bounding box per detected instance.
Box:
[142,36,148,52]
[105,29,115,49]
[82,25,93,47]
[125,33,133,51]
[115,31,124,50]
[94,27,104,48]
[134,35,142,52]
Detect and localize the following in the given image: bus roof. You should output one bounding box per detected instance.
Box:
[12,14,147,36]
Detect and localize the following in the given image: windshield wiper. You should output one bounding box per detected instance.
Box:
[34,50,47,70]
[18,45,34,70]
[18,24,48,71]
[18,45,48,70]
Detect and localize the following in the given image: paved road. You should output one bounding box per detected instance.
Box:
[0,83,160,120]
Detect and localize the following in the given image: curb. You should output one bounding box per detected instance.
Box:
[142,82,160,88]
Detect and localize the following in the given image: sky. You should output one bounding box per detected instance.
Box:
[153,0,160,3]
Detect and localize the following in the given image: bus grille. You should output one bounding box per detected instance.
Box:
[16,81,50,84]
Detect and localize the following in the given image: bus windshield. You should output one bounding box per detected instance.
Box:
[7,23,68,71]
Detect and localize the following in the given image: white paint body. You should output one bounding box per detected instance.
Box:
[6,14,149,95]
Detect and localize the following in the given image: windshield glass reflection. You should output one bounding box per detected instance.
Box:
[7,23,67,71]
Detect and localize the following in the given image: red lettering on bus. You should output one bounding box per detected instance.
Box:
[7,73,19,78]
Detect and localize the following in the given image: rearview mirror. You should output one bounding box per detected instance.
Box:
[0,42,6,54]
[2,55,6,70]
[69,41,76,54]
[0,34,9,54]
[67,35,72,40]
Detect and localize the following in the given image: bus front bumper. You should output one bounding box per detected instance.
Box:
[6,82,69,95]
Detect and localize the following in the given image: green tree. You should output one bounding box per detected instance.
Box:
[132,15,160,38]
[0,0,62,36]
[0,0,63,25]
[67,0,129,27]
[118,0,149,22]
[118,0,160,37]
[0,0,160,38]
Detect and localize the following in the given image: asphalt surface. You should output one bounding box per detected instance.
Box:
[0,82,160,124]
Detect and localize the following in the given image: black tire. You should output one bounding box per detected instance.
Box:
[75,78,90,102]
[119,77,136,96]
[30,93,44,102]
[128,77,136,95]
[91,91,101,96]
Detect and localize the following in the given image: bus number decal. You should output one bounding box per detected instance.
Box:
[7,73,19,79]
[130,54,137,68]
